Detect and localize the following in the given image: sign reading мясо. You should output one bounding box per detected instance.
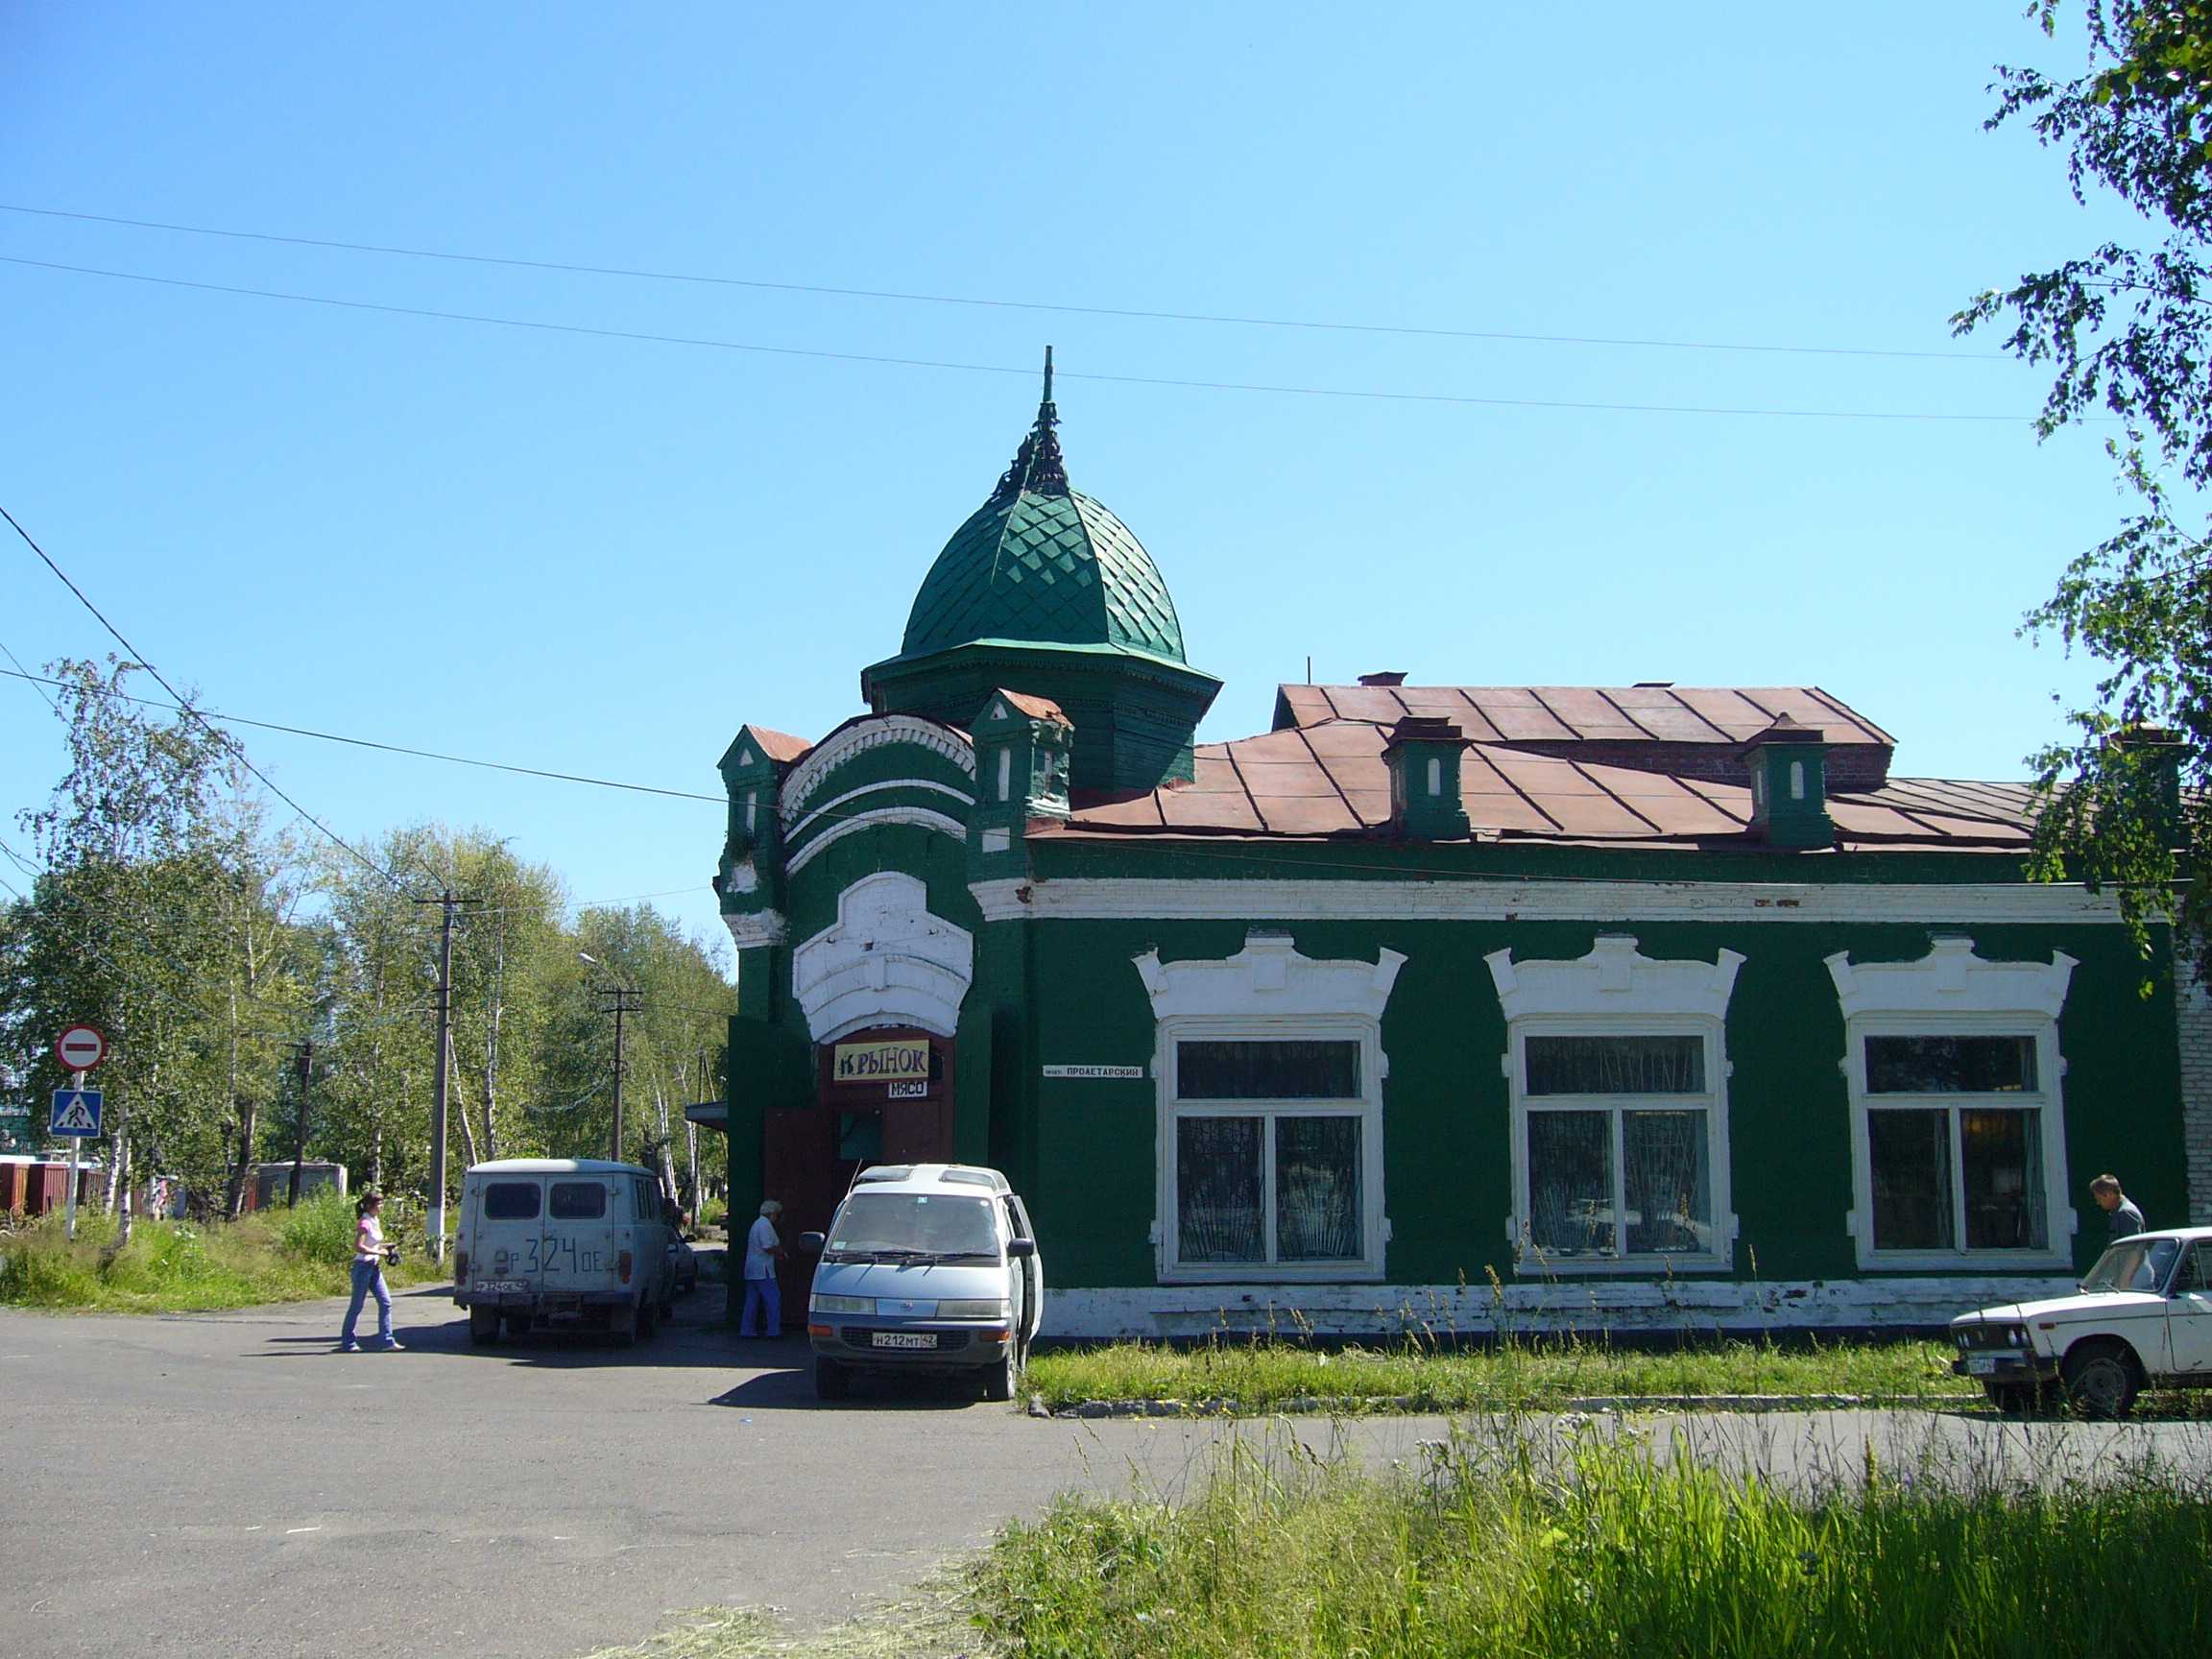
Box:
[833,1040,930,1083]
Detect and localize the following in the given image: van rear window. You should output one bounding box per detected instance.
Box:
[549,1181,607,1219]
[482,1182,541,1220]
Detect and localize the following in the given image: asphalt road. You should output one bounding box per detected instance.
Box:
[8,1282,2212,1659]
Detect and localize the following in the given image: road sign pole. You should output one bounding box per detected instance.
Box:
[63,1069,84,1241]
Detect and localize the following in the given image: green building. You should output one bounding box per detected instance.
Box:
[709,376,2209,1335]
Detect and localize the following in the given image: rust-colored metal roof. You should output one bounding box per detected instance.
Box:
[1056,718,2032,851]
[1272,684,1894,747]
[741,725,815,765]
[1270,683,1896,791]
[994,689,1070,724]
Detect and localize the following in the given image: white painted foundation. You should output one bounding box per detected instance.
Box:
[1040,1276,2080,1340]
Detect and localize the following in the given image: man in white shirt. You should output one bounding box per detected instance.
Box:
[739,1199,787,1337]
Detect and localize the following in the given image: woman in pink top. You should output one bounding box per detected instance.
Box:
[340,1191,400,1352]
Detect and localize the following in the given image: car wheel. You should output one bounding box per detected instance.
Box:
[469,1306,500,1345]
[637,1299,658,1340]
[609,1305,638,1349]
[982,1346,1021,1403]
[2062,1340,2141,1418]
[815,1357,850,1400]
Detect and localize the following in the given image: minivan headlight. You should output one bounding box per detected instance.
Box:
[811,1294,874,1315]
[938,1298,1011,1319]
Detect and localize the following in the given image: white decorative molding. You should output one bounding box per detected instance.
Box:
[722,909,787,950]
[1829,938,2078,1272]
[1487,935,1744,1020]
[1039,1275,2080,1339]
[791,872,974,1044]
[969,877,2125,926]
[721,858,759,896]
[979,826,1011,854]
[1134,931,1407,1020]
[780,715,974,816]
[785,778,974,846]
[785,807,968,876]
[1826,937,2077,1017]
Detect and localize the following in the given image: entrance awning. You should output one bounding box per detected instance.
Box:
[684,1101,728,1135]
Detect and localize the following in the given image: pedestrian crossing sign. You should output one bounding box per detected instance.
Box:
[49,1089,103,1138]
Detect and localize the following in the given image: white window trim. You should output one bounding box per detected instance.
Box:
[1505,1013,1734,1276]
[1135,932,1406,1285]
[1488,937,1743,1277]
[1828,940,2078,1271]
[1157,1014,1386,1284]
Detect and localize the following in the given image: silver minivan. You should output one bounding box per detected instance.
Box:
[800,1164,1044,1400]
[454,1158,678,1345]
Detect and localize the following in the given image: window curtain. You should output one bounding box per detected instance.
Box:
[1525,1035,1704,1096]
[1178,1041,1360,1100]
[1868,1108,1954,1251]
[1527,1111,1611,1255]
[1623,1110,1709,1254]
[1176,1116,1264,1262]
[1275,1116,1360,1260]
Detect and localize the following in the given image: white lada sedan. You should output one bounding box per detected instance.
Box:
[1950,1227,2212,1416]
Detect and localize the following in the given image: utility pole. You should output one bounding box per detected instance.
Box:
[601,987,643,1165]
[578,951,641,1166]
[415,889,480,1260]
[287,1040,314,1207]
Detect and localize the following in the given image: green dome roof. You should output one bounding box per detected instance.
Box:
[896,382,1188,665]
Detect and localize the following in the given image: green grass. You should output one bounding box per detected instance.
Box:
[0,1190,445,1312]
[1026,1334,1976,1412]
[975,1421,2212,1658]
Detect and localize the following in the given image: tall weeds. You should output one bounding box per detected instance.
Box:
[977,1419,2212,1657]
[0,1192,434,1310]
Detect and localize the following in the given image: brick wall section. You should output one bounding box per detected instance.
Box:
[2175,973,2212,1223]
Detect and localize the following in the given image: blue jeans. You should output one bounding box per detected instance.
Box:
[739,1275,781,1337]
[344,1259,393,1346]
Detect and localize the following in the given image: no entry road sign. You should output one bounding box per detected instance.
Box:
[50,1089,103,1138]
[55,1024,108,1072]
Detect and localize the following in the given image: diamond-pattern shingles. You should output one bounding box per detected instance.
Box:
[897,486,1191,663]
[1077,493,1186,661]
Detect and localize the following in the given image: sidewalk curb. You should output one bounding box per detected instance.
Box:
[1030,1391,1975,1419]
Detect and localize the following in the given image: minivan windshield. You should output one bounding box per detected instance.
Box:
[828,1192,998,1262]
[2081,1237,2179,1293]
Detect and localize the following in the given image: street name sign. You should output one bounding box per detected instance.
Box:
[1040,1065,1145,1079]
[50,1090,103,1138]
[55,1024,108,1071]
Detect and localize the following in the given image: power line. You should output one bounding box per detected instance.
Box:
[0,200,2006,363]
[0,666,722,803]
[0,254,2044,423]
[0,501,401,889]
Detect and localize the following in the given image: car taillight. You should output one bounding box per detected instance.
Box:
[617,1250,634,1285]
[455,1250,469,1283]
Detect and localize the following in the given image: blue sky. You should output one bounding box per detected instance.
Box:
[0,4,2152,949]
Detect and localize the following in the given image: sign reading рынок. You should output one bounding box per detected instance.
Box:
[832,1040,931,1083]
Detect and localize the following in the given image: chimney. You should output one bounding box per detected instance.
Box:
[1740,714,1834,849]
[1382,717,1471,840]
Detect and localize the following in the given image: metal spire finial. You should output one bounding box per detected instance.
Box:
[990,346,1070,501]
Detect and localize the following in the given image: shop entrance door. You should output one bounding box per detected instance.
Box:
[761,1026,955,1319]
